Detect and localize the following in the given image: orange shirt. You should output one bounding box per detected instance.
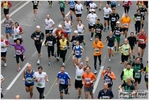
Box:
[82,72,96,87]
[93,41,104,56]
[120,16,131,28]
[101,70,116,80]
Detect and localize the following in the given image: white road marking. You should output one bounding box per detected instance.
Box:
[6,63,29,90]
[122,12,125,17]
[66,11,70,17]
[1,1,30,24]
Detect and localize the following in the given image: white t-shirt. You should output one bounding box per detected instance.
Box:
[89,2,97,10]
[75,66,84,80]
[103,7,112,18]
[87,13,98,26]
[45,18,55,30]
[0,75,4,91]
[75,4,83,14]
[33,72,47,88]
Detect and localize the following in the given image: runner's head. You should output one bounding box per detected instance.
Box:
[65,17,69,21]
[27,64,32,71]
[74,30,78,36]
[78,20,82,25]
[126,63,132,70]
[109,31,113,36]
[85,66,91,74]
[142,3,146,8]
[6,14,9,19]
[137,9,141,14]
[124,38,128,44]
[103,83,108,90]
[15,95,20,99]
[106,66,111,73]
[116,21,120,26]
[96,19,100,24]
[125,13,128,17]
[16,38,22,45]
[135,57,141,64]
[76,40,80,46]
[91,9,95,14]
[38,66,43,74]
[77,1,80,4]
[90,0,93,3]
[1,35,4,41]
[79,62,83,69]
[106,4,109,8]
[112,8,116,13]
[58,24,62,30]
[61,34,65,40]
[36,25,40,32]
[15,22,19,28]
[47,15,50,20]
[60,65,65,73]
[130,32,134,37]
[95,35,99,43]
[126,76,132,83]
[141,28,145,33]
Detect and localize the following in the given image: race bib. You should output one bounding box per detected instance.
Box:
[36,35,40,40]
[38,83,42,86]
[125,48,129,52]
[123,23,128,27]
[145,73,148,78]
[73,40,76,45]
[60,3,64,7]
[105,78,111,84]
[95,29,100,33]
[77,75,82,79]
[62,46,67,50]
[124,1,128,4]
[5,24,9,27]
[65,28,69,30]
[16,50,21,55]
[85,78,90,84]
[1,46,5,48]
[102,96,108,99]
[15,34,19,38]
[26,77,33,83]
[112,17,116,21]
[137,16,141,21]
[89,22,94,26]
[48,41,53,46]
[141,12,145,16]
[75,50,80,56]
[139,39,144,43]
[60,79,65,84]
[115,30,120,35]
[94,48,99,53]
[135,72,140,78]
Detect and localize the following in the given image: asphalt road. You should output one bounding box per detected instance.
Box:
[1,1,148,99]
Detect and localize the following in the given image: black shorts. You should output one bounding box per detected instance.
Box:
[16,55,24,63]
[1,52,7,57]
[25,84,34,87]
[70,8,75,12]
[142,16,145,20]
[144,77,148,83]
[134,78,141,84]
[59,84,68,94]
[4,8,9,15]
[108,83,113,88]
[45,30,53,34]
[130,46,135,50]
[121,54,129,62]
[138,44,146,49]
[96,33,102,39]
[88,24,95,29]
[104,17,109,21]
[76,14,82,17]
[60,8,65,12]
[47,46,54,57]
[111,4,116,8]
[35,43,42,53]
[75,80,83,89]
[123,28,128,32]
[79,35,84,43]
[33,5,38,9]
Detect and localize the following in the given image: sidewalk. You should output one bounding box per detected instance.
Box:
[1,1,27,20]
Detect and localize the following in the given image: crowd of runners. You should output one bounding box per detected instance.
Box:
[1,0,148,99]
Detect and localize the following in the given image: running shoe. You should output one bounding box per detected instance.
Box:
[107,27,110,30]
[94,70,97,74]
[17,68,21,72]
[78,96,81,99]
[62,63,65,66]
[98,65,101,68]
[103,28,106,32]
[57,57,59,61]
[90,38,93,41]
[54,52,57,57]
[34,18,36,21]
[37,60,40,65]
[4,63,7,67]
[14,55,16,58]
[48,61,51,66]
[99,8,101,11]
[118,4,120,7]
[91,95,94,99]
[23,56,26,60]
[108,59,111,62]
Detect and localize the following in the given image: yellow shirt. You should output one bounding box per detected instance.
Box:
[59,39,67,50]
[3,2,8,9]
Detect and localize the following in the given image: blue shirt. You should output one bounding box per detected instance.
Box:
[25,69,34,85]
[69,0,75,8]
[57,71,71,85]
[98,89,114,99]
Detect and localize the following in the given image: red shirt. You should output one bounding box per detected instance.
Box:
[1,39,8,45]
[1,1,12,8]
[55,29,67,40]
[13,26,23,33]
[137,32,147,44]
[123,0,132,7]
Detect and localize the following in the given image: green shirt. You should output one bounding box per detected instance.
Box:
[120,44,130,56]
[59,0,65,8]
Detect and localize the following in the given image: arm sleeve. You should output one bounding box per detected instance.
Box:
[31,32,35,39]
[21,45,26,53]
[117,14,120,20]
[41,33,44,40]
[8,2,12,8]
[8,41,16,47]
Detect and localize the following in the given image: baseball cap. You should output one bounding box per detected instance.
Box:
[79,62,83,65]
[58,24,62,28]
[74,30,78,33]
[36,25,40,28]
[116,21,120,23]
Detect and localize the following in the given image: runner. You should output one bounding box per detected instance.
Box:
[98,83,114,99]
[120,63,134,83]
[55,66,71,99]
[44,15,55,37]
[48,1,52,7]
[139,4,147,28]
[113,21,123,53]
[86,9,98,41]
[31,25,44,65]
[89,1,98,13]
[73,57,89,99]
[133,9,143,34]
[122,0,132,13]
[143,61,148,90]
[119,38,131,64]
[93,36,104,73]
[119,77,136,99]
[94,19,103,40]
[84,0,91,13]
[0,74,4,99]
[59,0,66,20]
[31,0,40,21]
[75,1,83,21]
[12,22,23,58]
[102,66,116,90]
[120,13,131,38]
[76,20,86,45]
[137,28,148,61]
[8,38,26,72]
[98,1,102,11]
[110,0,117,9]
[68,0,76,21]
[3,14,14,39]
[109,8,120,32]
[104,31,116,62]
[33,66,49,99]
[72,40,84,66]
[44,32,56,66]
[127,32,137,60]
[23,64,35,99]
[132,57,144,90]
[58,35,69,66]
[1,1,12,18]
[102,4,112,32]
[62,17,73,45]
[136,0,144,9]
[1,35,8,67]
[55,24,67,61]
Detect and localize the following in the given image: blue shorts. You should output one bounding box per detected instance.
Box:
[60,8,65,12]
[86,1,91,6]
[5,28,12,34]
[75,55,82,59]
[66,32,71,34]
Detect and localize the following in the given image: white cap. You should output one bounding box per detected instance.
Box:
[36,25,40,28]
[116,21,120,23]
[58,24,62,28]
[74,30,78,33]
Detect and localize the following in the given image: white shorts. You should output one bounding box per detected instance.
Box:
[107,46,114,50]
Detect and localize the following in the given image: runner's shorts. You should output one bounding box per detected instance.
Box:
[70,8,75,12]
[115,35,120,43]
[33,5,38,9]
[121,54,129,62]
[107,46,114,50]
[5,27,12,34]
[75,80,83,89]
[59,84,68,94]
[84,86,93,92]
[60,8,65,12]
[1,52,7,57]
[138,44,146,49]
[76,14,82,17]
[134,78,141,84]
[122,28,128,32]
[88,24,95,29]
[45,30,53,34]
[104,17,110,21]
[75,55,82,59]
